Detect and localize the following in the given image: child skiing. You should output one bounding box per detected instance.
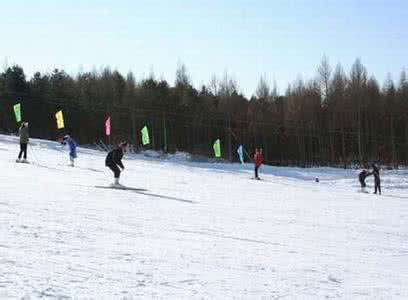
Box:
[17,122,29,163]
[358,169,371,193]
[105,141,128,187]
[61,135,77,167]
[254,148,264,180]
[372,163,381,195]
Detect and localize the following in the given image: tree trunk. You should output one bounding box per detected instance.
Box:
[341,113,346,169]
[391,116,396,167]
[358,107,362,164]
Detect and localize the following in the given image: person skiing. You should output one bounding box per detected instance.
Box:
[358,169,371,193]
[105,141,128,187]
[61,135,77,167]
[254,148,264,180]
[372,163,381,195]
[17,122,29,163]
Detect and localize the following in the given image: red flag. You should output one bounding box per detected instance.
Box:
[105,117,111,136]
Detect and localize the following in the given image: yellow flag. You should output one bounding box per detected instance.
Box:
[55,110,65,129]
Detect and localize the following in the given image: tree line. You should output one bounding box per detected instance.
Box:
[0,57,407,168]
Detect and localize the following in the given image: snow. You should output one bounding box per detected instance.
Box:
[0,134,408,299]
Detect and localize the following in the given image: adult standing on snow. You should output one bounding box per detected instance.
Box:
[105,141,128,186]
[254,148,264,180]
[372,163,381,195]
[17,122,29,163]
[61,135,77,167]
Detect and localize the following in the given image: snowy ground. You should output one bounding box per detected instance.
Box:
[0,135,408,299]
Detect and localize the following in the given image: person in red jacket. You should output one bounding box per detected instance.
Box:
[254,148,264,180]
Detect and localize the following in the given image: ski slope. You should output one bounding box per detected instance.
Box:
[0,135,407,299]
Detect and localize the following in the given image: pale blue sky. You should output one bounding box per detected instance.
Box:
[1,0,407,96]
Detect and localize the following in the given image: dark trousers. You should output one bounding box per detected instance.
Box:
[359,179,366,188]
[107,163,121,178]
[374,181,381,195]
[18,143,27,159]
[255,165,260,179]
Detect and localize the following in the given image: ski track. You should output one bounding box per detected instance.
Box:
[0,135,407,299]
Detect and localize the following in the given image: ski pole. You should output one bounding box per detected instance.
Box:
[58,143,66,166]
[28,143,39,164]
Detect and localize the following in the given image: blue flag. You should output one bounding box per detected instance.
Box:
[237,145,244,164]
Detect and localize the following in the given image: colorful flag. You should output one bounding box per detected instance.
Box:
[237,145,244,164]
[213,139,221,158]
[105,117,111,136]
[141,125,150,145]
[13,103,21,123]
[55,110,65,129]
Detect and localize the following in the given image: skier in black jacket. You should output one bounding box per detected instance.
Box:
[358,169,371,193]
[371,163,381,195]
[105,142,128,186]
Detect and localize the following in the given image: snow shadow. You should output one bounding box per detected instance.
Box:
[133,190,196,204]
[381,194,408,200]
[76,166,104,173]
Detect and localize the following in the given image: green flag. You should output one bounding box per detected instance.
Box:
[141,125,150,145]
[13,103,21,123]
[213,139,221,158]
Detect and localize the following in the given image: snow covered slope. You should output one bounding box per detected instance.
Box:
[0,135,407,299]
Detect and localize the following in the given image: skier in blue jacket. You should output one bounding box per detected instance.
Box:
[61,135,77,167]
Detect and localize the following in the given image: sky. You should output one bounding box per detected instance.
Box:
[1,0,407,96]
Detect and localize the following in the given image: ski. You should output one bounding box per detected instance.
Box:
[358,190,369,194]
[16,159,30,164]
[94,185,147,192]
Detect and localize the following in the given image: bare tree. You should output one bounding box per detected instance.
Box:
[331,63,348,166]
[209,74,218,96]
[383,74,397,166]
[317,55,333,162]
[255,74,271,100]
[399,70,408,163]
[317,55,332,104]
[349,58,367,163]
[218,71,239,97]
[175,62,190,87]
[271,80,279,100]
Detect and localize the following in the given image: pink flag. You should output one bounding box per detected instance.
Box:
[105,117,111,136]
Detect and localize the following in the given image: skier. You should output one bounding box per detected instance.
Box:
[17,122,29,163]
[105,141,128,187]
[254,148,264,180]
[358,169,371,193]
[372,163,381,195]
[61,135,77,167]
